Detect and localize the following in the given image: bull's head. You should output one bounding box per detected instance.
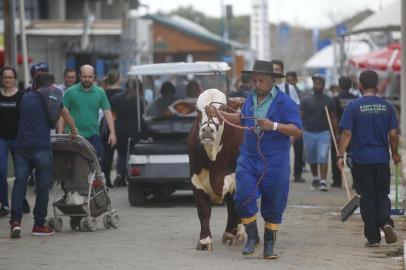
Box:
[196,89,226,147]
[173,89,244,161]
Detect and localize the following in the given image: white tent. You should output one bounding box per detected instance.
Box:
[350,0,400,34]
[304,41,371,69]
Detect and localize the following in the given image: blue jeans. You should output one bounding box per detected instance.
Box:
[85,135,104,161]
[10,148,52,227]
[0,138,15,208]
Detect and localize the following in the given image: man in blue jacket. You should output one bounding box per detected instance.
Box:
[206,60,302,259]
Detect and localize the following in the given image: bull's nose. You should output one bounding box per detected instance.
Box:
[202,126,215,134]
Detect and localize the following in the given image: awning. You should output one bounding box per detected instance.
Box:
[348,43,401,73]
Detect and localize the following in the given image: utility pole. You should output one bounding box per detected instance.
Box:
[3,0,17,67]
[19,0,29,87]
[401,0,406,144]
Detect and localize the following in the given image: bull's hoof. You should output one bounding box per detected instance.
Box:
[196,237,213,251]
[236,233,245,243]
[196,242,213,251]
[222,232,237,246]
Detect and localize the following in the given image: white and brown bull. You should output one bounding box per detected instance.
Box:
[186,88,245,251]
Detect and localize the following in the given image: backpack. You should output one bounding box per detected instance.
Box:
[38,86,63,127]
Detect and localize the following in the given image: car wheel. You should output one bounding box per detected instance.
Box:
[128,183,147,206]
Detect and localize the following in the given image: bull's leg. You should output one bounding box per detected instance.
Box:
[194,189,213,251]
[222,193,245,245]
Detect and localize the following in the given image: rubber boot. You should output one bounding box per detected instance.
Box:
[242,221,260,255]
[263,228,277,259]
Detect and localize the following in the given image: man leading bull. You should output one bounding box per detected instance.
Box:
[206,60,302,259]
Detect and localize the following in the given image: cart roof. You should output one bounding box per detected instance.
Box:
[128,61,230,76]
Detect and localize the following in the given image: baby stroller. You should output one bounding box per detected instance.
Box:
[47,135,119,232]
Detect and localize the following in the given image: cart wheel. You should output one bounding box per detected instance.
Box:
[111,213,120,229]
[69,218,80,230]
[79,217,88,231]
[47,217,55,229]
[103,214,112,229]
[88,217,97,232]
[54,217,63,232]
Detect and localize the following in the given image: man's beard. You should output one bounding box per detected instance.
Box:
[81,82,92,89]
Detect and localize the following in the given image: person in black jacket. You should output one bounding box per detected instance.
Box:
[101,70,123,187]
[110,78,145,186]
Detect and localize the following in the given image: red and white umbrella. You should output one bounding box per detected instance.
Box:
[348,43,401,73]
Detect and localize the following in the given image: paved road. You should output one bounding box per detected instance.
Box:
[0,172,404,270]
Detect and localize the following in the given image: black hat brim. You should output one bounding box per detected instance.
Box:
[241,70,285,78]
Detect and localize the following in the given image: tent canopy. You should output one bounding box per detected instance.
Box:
[304,42,370,69]
[350,0,400,34]
[348,43,401,72]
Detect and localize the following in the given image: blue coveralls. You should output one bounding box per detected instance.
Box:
[234,88,302,225]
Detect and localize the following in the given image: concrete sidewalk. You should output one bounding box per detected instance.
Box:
[0,169,404,270]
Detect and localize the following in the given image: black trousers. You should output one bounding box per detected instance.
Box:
[331,140,341,186]
[353,163,394,243]
[101,136,115,186]
[293,138,304,177]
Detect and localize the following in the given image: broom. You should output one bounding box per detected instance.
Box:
[390,164,404,215]
[324,106,360,222]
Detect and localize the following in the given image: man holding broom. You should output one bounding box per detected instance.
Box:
[337,70,401,247]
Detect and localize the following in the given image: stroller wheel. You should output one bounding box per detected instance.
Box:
[111,213,120,229]
[103,214,112,229]
[70,218,80,230]
[79,217,89,231]
[87,217,97,232]
[81,217,97,232]
[47,217,55,229]
[54,217,63,232]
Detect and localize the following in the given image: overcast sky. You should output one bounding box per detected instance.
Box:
[142,0,393,28]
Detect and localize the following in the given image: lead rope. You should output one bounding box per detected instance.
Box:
[208,102,269,206]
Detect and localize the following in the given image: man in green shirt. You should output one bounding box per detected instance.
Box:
[59,65,116,158]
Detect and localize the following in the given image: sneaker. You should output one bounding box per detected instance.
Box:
[365,241,380,247]
[383,225,397,244]
[319,181,328,192]
[10,221,21,239]
[0,206,10,217]
[23,199,30,214]
[32,226,55,236]
[311,179,320,188]
[293,176,305,183]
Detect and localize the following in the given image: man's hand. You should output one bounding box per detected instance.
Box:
[69,128,78,140]
[337,158,345,171]
[108,132,117,146]
[392,153,401,164]
[256,118,274,131]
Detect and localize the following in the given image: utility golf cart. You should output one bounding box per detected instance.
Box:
[126,62,230,206]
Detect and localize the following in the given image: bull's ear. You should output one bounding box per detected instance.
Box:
[173,101,196,115]
[227,97,245,112]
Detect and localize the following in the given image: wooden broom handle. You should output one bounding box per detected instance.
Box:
[324,106,351,200]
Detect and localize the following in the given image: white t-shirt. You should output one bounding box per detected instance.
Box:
[277,82,300,105]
